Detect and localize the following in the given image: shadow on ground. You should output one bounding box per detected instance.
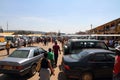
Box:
[0,54,7,57]
[0,74,33,80]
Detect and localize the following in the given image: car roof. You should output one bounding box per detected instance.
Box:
[68,39,103,42]
[17,46,39,50]
[82,49,114,54]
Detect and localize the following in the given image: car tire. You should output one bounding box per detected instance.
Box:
[80,72,93,80]
[29,65,37,76]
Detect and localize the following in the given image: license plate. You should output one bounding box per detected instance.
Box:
[3,66,12,70]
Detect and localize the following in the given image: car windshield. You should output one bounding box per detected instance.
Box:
[71,41,107,51]
[71,51,88,59]
[5,36,16,42]
[9,50,30,58]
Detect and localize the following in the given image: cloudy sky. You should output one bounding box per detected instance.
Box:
[0,0,120,34]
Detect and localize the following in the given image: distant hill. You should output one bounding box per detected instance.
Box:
[4,30,46,34]
[3,30,66,36]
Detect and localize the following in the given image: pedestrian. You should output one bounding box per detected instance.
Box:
[6,41,10,55]
[44,38,47,46]
[47,48,54,68]
[23,39,26,47]
[39,52,55,80]
[17,38,20,48]
[52,41,61,66]
[113,46,120,80]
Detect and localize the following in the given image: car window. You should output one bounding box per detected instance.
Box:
[95,42,108,49]
[71,41,108,50]
[106,53,115,62]
[39,48,44,52]
[65,41,71,47]
[33,49,40,57]
[91,53,107,62]
[71,41,84,49]
[5,36,16,42]
[71,51,88,59]
[9,50,29,58]
[38,48,46,54]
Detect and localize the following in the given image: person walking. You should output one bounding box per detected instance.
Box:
[52,41,61,66]
[39,53,55,80]
[47,48,54,68]
[113,46,120,80]
[6,41,10,55]
[17,38,20,48]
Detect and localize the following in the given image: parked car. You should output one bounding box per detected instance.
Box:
[5,36,18,48]
[63,39,114,55]
[0,46,46,76]
[62,49,115,80]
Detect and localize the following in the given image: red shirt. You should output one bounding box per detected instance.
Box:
[53,44,60,54]
[113,55,120,75]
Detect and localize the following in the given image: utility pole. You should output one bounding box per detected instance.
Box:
[7,21,8,32]
[89,24,92,39]
[91,24,92,34]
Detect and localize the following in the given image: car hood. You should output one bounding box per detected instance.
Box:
[63,55,79,63]
[0,57,29,65]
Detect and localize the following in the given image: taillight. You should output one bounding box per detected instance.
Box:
[13,66,23,70]
[64,64,70,70]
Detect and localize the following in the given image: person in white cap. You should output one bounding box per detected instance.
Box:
[113,46,120,80]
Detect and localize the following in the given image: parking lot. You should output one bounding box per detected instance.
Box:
[0,42,68,80]
[0,42,113,80]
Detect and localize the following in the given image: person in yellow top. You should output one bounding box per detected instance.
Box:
[6,41,10,55]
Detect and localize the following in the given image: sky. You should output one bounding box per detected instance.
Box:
[0,0,120,34]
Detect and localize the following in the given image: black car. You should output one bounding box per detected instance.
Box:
[62,49,115,80]
[63,39,113,55]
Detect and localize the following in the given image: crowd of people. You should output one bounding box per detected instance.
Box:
[104,39,120,48]
[4,36,120,80]
[39,41,61,80]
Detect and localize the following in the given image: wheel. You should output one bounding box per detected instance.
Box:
[29,65,37,76]
[81,72,93,80]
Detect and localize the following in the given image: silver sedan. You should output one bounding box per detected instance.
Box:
[0,46,46,76]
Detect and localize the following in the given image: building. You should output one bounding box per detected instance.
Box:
[90,18,120,34]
